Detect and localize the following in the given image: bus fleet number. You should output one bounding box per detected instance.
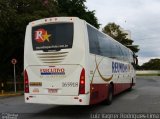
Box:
[62,82,78,87]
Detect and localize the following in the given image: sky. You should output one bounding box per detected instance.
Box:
[85,0,160,65]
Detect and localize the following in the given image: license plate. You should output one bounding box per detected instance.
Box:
[48,89,58,94]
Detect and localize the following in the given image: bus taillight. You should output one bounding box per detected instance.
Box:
[24,69,29,93]
[79,68,85,94]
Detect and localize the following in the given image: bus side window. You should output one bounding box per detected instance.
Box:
[98,33,112,57]
[110,41,116,59]
[130,52,134,63]
[87,25,100,55]
[118,45,125,61]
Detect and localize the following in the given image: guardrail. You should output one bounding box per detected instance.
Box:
[136,70,160,76]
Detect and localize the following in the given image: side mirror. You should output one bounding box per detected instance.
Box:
[133,53,138,66]
[135,57,138,65]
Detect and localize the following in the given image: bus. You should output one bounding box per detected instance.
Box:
[24,17,137,105]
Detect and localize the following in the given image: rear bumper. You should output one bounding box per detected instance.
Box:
[24,93,90,105]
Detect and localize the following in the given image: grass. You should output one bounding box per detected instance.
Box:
[136,74,160,76]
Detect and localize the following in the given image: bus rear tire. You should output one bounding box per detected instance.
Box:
[103,85,113,105]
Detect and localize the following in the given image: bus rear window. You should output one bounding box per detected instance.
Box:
[32,23,73,51]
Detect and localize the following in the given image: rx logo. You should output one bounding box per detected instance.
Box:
[34,28,51,43]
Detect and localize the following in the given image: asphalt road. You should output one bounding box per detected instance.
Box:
[0,76,160,119]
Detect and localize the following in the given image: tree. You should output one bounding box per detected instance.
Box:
[102,23,139,53]
[141,58,160,70]
[0,0,100,81]
[0,0,59,81]
[56,0,100,28]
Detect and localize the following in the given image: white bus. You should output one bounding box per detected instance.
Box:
[24,17,137,105]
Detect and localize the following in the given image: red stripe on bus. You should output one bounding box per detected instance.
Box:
[90,83,132,105]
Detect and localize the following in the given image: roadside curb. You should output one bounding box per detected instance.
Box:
[0,93,23,98]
